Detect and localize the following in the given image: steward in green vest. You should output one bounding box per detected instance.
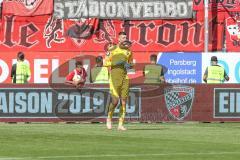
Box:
[11,52,31,84]
[203,56,229,84]
[91,56,109,84]
[143,54,165,84]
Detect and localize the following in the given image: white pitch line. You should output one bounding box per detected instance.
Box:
[1,152,240,160]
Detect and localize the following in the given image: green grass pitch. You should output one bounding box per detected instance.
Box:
[0,123,240,160]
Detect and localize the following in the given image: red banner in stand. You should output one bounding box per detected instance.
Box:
[193,0,240,11]
[0,15,207,52]
[2,0,53,16]
[225,12,240,52]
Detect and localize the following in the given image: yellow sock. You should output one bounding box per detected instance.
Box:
[107,103,115,119]
[119,105,126,126]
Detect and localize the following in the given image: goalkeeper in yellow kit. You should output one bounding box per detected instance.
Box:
[104,32,133,131]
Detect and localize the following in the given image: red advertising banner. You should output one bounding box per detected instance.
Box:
[0,84,240,122]
[2,0,53,16]
[0,15,208,52]
[0,51,152,84]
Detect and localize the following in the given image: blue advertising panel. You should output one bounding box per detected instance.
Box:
[158,52,202,83]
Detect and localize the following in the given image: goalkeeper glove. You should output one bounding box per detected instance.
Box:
[124,63,132,70]
[114,60,125,66]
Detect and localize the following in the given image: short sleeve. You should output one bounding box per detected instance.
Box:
[66,71,74,81]
[103,51,112,67]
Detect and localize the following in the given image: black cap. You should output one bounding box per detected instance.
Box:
[211,56,218,62]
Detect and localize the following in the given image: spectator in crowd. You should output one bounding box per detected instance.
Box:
[11,52,31,84]
[91,56,109,84]
[65,61,87,87]
[203,56,229,83]
[143,54,165,84]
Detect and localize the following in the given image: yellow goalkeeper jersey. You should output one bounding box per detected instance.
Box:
[104,45,133,98]
[104,45,133,69]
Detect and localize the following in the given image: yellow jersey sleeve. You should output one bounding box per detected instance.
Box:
[103,51,112,67]
[128,51,133,64]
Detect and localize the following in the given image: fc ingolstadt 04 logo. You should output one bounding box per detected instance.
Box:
[164,85,195,120]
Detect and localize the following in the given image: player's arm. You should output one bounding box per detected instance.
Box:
[103,51,112,67]
[224,70,229,81]
[159,67,165,83]
[126,51,134,69]
[65,72,78,86]
[27,64,31,82]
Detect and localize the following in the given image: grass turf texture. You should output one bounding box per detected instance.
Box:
[0,123,239,160]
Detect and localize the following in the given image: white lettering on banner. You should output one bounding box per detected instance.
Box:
[89,1,99,17]
[177,2,188,17]
[0,93,7,113]
[116,2,130,18]
[219,92,240,113]
[99,2,106,17]
[0,88,140,118]
[0,60,9,83]
[166,58,198,83]
[54,2,64,18]
[219,92,229,113]
[143,2,153,18]
[69,92,82,113]
[54,0,193,19]
[65,1,78,18]
[168,69,197,76]
[34,59,49,83]
[130,2,142,18]
[169,59,197,66]
[92,92,105,113]
[165,1,177,17]
[153,2,165,17]
[105,2,116,18]
[75,0,88,17]
[0,92,52,114]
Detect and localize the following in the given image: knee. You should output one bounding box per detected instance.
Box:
[121,99,127,106]
[112,99,119,107]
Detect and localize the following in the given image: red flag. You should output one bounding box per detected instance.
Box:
[3,0,53,16]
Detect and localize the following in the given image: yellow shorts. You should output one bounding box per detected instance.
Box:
[109,68,129,98]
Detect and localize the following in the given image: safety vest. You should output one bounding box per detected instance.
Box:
[144,64,163,84]
[16,61,31,84]
[91,67,109,83]
[207,65,225,83]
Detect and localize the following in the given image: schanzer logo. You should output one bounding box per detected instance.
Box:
[164,85,194,120]
[226,16,240,41]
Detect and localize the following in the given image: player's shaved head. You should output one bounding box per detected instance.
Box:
[118,31,127,36]
[118,32,127,44]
